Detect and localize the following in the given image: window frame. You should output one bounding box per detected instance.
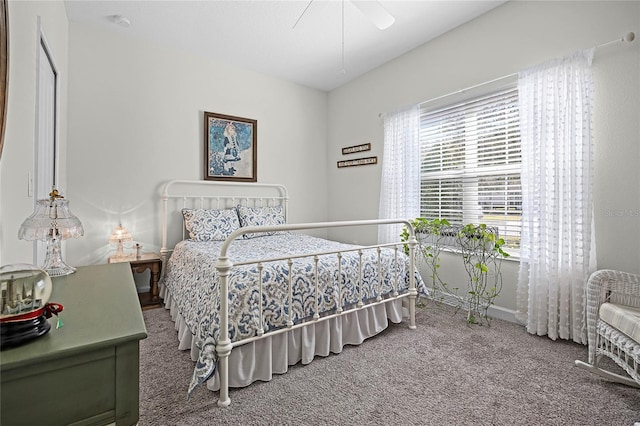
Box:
[418,81,522,255]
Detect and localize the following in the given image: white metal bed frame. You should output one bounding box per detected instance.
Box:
[160,180,419,407]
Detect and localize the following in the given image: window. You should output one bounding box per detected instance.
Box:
[419,87,521,250]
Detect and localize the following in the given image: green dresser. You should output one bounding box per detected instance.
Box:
[0,263,148,426]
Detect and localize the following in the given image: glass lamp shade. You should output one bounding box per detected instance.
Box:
[0,264,54,349]
[18,197,84,277]
[18,198,84,241]
[108,224,132,258]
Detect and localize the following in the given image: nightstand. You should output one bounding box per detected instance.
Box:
[0,264,147,426]
[109,252,162,308]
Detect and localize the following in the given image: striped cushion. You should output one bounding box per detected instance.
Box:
[599,303,640,342]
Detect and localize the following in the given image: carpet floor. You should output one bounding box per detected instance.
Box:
[139,303,640,425]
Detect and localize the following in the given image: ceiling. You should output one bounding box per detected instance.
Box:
[64,0,507,92]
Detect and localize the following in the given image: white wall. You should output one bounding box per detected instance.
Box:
[326,1,640,315]
[0,0,68,265]
[64,22,329,267]
[2,1,638,318]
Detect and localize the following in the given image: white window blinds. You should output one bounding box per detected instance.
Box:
[419,87,522,249]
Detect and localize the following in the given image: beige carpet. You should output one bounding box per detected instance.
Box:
[139,303,640,425]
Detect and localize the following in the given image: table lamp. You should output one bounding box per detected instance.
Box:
[18,188,84,277]
[109,224,132,259]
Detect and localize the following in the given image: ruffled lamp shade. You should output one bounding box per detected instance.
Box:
[18,189,84,277]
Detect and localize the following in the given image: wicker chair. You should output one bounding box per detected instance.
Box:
[575,269,640,387]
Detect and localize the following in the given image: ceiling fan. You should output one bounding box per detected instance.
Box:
[292,0,395,31]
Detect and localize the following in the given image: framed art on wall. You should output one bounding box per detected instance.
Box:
[341,143,371,155]
[204,111,257,182]
[337,156,378,168]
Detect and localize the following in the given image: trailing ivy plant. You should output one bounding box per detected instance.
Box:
[401,218,455,307]
[402,219,509,324]
[402,219,442,285]
[455,223,509,324]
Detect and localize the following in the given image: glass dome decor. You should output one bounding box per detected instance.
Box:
[0,264,63,349]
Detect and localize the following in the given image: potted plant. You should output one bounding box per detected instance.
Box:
[401,218,449,294]
[454,223,509,324]
[402,219,510,324]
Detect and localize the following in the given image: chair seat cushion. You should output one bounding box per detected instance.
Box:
[599,302,640,342]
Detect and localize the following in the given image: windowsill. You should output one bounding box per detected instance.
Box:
[437,246,521,262]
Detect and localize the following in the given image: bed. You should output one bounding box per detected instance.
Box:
[158,180,425,406]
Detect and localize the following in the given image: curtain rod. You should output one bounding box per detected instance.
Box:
[378,31,636,118]
[596,31,635,49]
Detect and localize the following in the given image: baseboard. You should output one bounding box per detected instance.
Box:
[486,304,518,324]
[426,289,519,324]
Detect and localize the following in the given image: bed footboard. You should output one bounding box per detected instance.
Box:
[215,219,418,407]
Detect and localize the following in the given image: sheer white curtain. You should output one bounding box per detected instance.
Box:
[516,49,597,344]
[378,105,420,244]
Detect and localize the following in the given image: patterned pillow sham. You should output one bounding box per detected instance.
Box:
[182,208,241,241]
[236,205,286,239]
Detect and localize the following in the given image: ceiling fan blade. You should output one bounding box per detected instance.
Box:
[350,0,395,30]
[292,0,316,30]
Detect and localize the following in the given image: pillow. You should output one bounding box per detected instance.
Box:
[236,205,286,239]
[182,208,240,241]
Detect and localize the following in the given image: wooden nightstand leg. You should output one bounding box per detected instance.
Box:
[150,264,161,303]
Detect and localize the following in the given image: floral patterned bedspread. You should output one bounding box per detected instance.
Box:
[161,233,425,394]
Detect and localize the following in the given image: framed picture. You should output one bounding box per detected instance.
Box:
[337,156,378,168]
[204,111,257,182]
[341,143,371,155]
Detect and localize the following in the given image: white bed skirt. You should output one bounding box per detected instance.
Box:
[162,290,407,391]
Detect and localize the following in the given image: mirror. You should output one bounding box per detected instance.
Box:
[0,0,7,160]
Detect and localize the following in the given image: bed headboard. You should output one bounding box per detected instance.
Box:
[160,180,289,259]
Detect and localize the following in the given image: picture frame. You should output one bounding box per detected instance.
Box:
[341,143,371,155]
[204,111,257,182]
[337,156,378,168]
